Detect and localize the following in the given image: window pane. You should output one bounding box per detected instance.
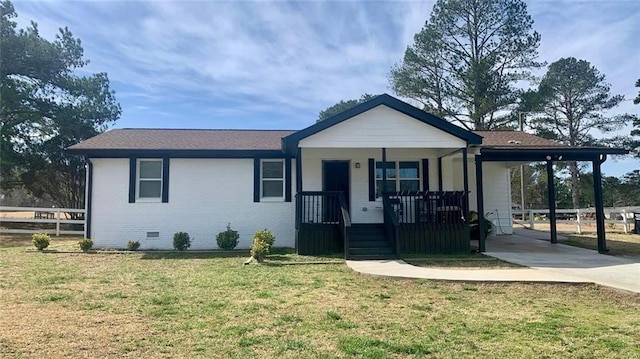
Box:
[140,161,162,179]
[263,161,283,179]
[139,180,162,198]
[376,162,396,179]
[400,180,419,191]
[263,180,284,197]
[376,180,396,197]
[399,162,419,178]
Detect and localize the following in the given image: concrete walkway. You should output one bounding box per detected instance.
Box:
[346,230,640,293]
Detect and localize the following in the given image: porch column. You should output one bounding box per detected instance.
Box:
[546,160,557,244]
[296,148,302,192]
[475,157,486,252]
[462,148,469,218]
[593,155,608,253]
[381,148,387,194]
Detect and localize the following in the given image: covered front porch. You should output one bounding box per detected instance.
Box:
[295,189,471,258]
[281,95,485,258]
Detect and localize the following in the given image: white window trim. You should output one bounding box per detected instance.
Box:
[261,159,285,201]
[136,159,163,202]
[375,160,421,199]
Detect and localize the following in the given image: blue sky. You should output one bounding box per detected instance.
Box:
[12,0,640,177]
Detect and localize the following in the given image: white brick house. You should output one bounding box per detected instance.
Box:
[68,94,625,256]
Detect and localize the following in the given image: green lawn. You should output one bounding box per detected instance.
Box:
[559,232,640,257]
[1,237,639,358]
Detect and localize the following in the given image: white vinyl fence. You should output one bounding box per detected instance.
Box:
[512,208,638,234]
[0,206,85,236]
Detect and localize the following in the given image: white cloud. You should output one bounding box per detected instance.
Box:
[9,0,639,148]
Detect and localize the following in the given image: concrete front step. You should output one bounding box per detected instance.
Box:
[348,254,398,260]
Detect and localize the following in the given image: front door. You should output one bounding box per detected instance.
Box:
[323,161,350,218]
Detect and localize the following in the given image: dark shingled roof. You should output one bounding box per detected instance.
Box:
[473,131,565,148]
[67,129,297,151]
[67,128,568,153]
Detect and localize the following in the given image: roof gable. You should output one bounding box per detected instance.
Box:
[283,94,482,154]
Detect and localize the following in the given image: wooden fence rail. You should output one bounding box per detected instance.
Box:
[0,206,85,236]
[512,208,638,234]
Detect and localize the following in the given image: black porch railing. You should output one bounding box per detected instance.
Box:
[295,191,350,255]
[382,195,400,255]
[383,191,467,224]
[382,191,470,254]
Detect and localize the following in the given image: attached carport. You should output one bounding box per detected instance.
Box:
[474,146,629,253]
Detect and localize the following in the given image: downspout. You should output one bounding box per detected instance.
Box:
[84,157,93,239]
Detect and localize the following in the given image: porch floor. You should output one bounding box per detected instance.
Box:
[347,230,640,293]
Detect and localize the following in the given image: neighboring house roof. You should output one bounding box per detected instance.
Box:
[473,131,565,148]
[282,93,483,154]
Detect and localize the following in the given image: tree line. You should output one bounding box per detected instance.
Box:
[1,0,120,208]
[320,0,639,208]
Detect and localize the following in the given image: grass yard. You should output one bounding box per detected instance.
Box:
[1,236,639,358]
[559,232,640,257]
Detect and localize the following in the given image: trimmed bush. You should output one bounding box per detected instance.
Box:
[173,232,191,251]
[127,241,141,251]
[78,238,93,252]
[32,233,50,250]
[216,223,239,250]
[250,229,275,262]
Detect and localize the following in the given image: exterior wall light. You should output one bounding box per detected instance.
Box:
[355,162,361,168]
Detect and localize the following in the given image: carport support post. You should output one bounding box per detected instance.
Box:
[546,160,557,244]
[462,148,469,218]
[593,156,608,253]
[475,157,486,252]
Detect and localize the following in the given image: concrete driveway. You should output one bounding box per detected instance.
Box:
[485,230,640,293]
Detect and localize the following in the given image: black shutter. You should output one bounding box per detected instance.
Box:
[368,158,375,201]
[253,158,260,202]
[162,157,170,203]
[285,157,292,202]
[421,158,429,191]
[438,157,443,191]
[128,157,136,203]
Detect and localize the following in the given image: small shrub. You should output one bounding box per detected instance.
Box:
[216,223,239,250]
[78,238,93,252]
[32,233,50,250]
[127,241,141,251]
[250,229,275,262]
[173,232,191,251]
[254,229,275,247]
